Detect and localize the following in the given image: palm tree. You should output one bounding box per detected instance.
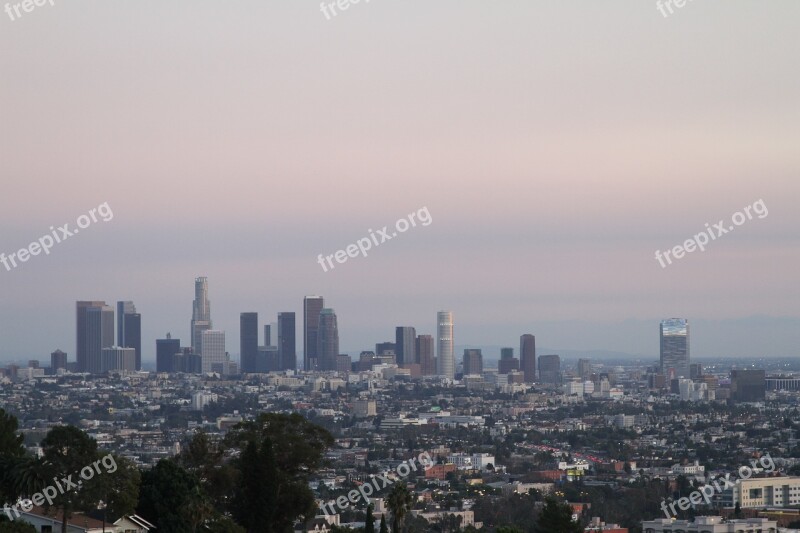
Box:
[387,483,413,532]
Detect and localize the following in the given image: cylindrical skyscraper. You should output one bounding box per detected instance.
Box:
[437,311,454,379]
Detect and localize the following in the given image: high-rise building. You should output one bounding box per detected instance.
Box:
[76,301,107,372]
[156,334,180,373]
[660,318,690,379]
[437,311,454,379]
[79,303,115,374]
[304,296,324,371]
[690,363,703,379]
[731,369,766,403]
[50,349,67,373]
[101,346,136,373]
[201,330,226,373]
[336,354,352,373]
[240,312,259,373]
[278,312,296,371]
[191,277,212,355]
[417,335,436,375]
[375,342,396,356]
[117,302,142,371]
[577,358,592,378]
[317,308,339,371]
[395,327,417,365]
[498,348,519,374]
[264,324,272,347]
[538,354,561,385]
[463,349,483,375]
[520,334,536,382]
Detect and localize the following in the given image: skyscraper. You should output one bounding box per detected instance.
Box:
[577,358,592,378]
[278,312,296,371]
[463,349,483,375]
[201,330,226,373]
[50,349,67,373]
[538,354,561,384]
[240,312,259,373]
[191,277,212,355]
[416,335,436,375]
[76,300,107,372]
[437,311,454,379]
[156,334,180,373]
[84,304,115,374]
[304,296,324,371]
[520,334,536,382]
[660,318,690,379]
[117,302,142,370]
[395,326,417,365]
[102,346,136,373]
[317,308,339,371]
[498,348,519,375]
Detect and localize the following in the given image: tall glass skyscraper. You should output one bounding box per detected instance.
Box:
[660,318,690,379]
[395,326,417,366]
[191,277,212,355]
[317,308,339,371]
[304,296,324,371]
[437,311,454,379]
[76,300,107,372]
[117,301,141,370]
[240,312,259,373]
[520,334,536,383]
[278,312,296,371]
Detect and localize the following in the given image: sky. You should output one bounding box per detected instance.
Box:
[1,1,799,364]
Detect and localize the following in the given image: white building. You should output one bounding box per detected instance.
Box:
[201,330,226,373]
[671,460,705,476]
[101,346,136,372]
[436,311,454,379]
[191,391,217,411]
[717,475,800,508]
[353,399,377,418]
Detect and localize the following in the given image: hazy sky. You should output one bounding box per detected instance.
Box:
[1,1,798,363]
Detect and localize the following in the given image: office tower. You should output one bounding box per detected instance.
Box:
[395,327,417,366]
[538,354,561,384]
[416,335,436,375]
[731,369,766,402]
[264,325,272,346]
[76,301,107,372]
[156,334,180,373]
[463,349,483,375]
[690,363,703,379]
[81,303,115,374]
[257,346,280,372]
[520,334,536,382]
[375,342,396,356]
[278,312,296,371]
[577,358,592,378]
[191,277,212,355]
[437,311,454,379]
[317,308,339,371]
[201,330,226,373]
[174,347,202,374]
[336,354,352,373]
[117,302,142,371]
[101,346,136,373]
[304,296,324,371]
[240,312,259,373]
[28,360,39,368]
[660,318,690,379]
[50,350,67,373]
[498,348,519,375]
[358,351,378,371]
